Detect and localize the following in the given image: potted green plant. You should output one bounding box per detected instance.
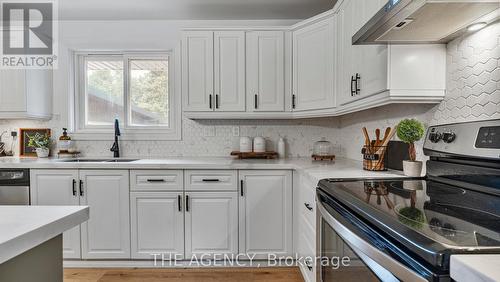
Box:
[27,133,52,158]
[396,119,425,177]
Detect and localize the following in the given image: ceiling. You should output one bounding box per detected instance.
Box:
[58,0,335,21]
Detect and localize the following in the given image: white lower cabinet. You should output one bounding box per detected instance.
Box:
[130,192,184,259]
[30,169,81,259]
[80,170,130,259]
[185,192,239,257]
[238,170,293,258]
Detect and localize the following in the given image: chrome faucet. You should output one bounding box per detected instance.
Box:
[110,119,121,158]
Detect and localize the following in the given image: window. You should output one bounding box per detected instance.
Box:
[73,51,180,140]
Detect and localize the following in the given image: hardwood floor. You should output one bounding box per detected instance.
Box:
[64,267,304,282]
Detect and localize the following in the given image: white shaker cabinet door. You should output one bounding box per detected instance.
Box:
[292,16,335,111]
[0,70,26,112]
[238,170,293,259]
[246,31,285,112]
[80,170,130,259]
[214,31,246,112]
[30,169,81,259]
[182,31,214,112]
[184,192,239,257]
[130,192,184,259]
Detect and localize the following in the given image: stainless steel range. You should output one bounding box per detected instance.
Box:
[316,119,500,282]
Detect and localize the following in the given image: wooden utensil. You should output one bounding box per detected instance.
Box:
[362,127,372,169]
[374,127,396,170]
[375,128,381,146]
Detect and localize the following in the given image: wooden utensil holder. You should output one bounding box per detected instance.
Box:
[362,145,388,171]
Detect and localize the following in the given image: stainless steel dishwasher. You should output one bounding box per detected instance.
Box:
[0,169,30,205]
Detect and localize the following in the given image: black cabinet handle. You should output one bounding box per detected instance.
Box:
[292,94,296,109]
[215,94,220,109]
[147,179,165,182]
[178,195,182,212]
[350,75,356,96]
[209,94,213,109]
[202,179,220,182]
[240,180,244,197]
[254,94,258,109]
[79,180,84,196]
[185,195,189,212]
[304,203,313,211]
[355,73,361,95]
[72,179,77,196]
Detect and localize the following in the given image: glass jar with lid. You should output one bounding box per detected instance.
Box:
[313,137,333,156]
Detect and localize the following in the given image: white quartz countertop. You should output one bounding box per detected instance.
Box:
[0,206,89,264]
[0,156,408,183]
[451,255,500,282]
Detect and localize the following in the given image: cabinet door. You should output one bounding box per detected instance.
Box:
[80,170,130,259]
[239,170,292,258]
[338,0,387,106]
[130,192,184,259]
[30,169,81,259]
[182,31,214,112]
[246,31,285,112]
[185,192,238,257]
[0,70,26,112]
[214,31,246,112]
[292,16,335,111]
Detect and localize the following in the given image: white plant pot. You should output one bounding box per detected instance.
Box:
[35,148,50,158]
[403,160,423,177]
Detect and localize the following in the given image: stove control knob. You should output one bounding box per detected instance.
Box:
[429,131,442,143]
[442,132,456,143]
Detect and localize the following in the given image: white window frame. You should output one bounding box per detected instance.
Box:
[70,49,181,141]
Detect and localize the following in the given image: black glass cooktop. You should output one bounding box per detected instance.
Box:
[318,178,500,269]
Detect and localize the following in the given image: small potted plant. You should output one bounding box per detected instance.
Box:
[396,119,425,177]
[27,133,52,158]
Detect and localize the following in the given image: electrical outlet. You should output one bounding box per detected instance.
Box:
[232,126,240,137]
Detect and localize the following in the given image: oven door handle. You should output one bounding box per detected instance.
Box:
[316,199,427,282]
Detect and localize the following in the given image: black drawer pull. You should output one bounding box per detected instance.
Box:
[72,179,77,196]
[209,94,213,109]
[304,203,313,211]
[147,179,165,182]
[215,94,220,109]
[202,178,220,182]
[306,261,313,271]
[178,195,182,212]
[240,180,244,197]
[185,195,189,212]
[355,73,361,95]
[350,75,356,96]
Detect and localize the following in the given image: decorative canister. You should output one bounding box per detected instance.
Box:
[313,137,333,156]
[239,137,253,153]
[253,137,266,153]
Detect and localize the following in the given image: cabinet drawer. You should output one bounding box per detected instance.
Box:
[130,170,183,191]
[299,183,316,230]
[185,170,237,191]
[298,221,316,282]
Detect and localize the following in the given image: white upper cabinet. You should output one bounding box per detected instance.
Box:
[214,31,246,112]
[80,170,130,259]
[246,31,285,112]
[182,31,214,112]
[337,0,445,110]
[292,16,336,111]
[182,31,245,112]
[0,69,52,119]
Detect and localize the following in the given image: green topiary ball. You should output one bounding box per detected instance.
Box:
[397,119,425,144]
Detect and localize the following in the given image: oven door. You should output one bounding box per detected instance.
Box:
[316,190,429,282]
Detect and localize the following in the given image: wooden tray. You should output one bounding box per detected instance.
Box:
[312,154,335,161]
[231,151,278,159]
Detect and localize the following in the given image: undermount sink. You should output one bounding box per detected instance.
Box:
[58,159,139,163]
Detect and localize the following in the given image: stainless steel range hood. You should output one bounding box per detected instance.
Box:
[353,0,500,45]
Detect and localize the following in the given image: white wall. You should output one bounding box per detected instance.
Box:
[338,22,500,161]
[0,19,343,158]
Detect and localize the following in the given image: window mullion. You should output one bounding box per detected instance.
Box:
[123,56,130,130]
